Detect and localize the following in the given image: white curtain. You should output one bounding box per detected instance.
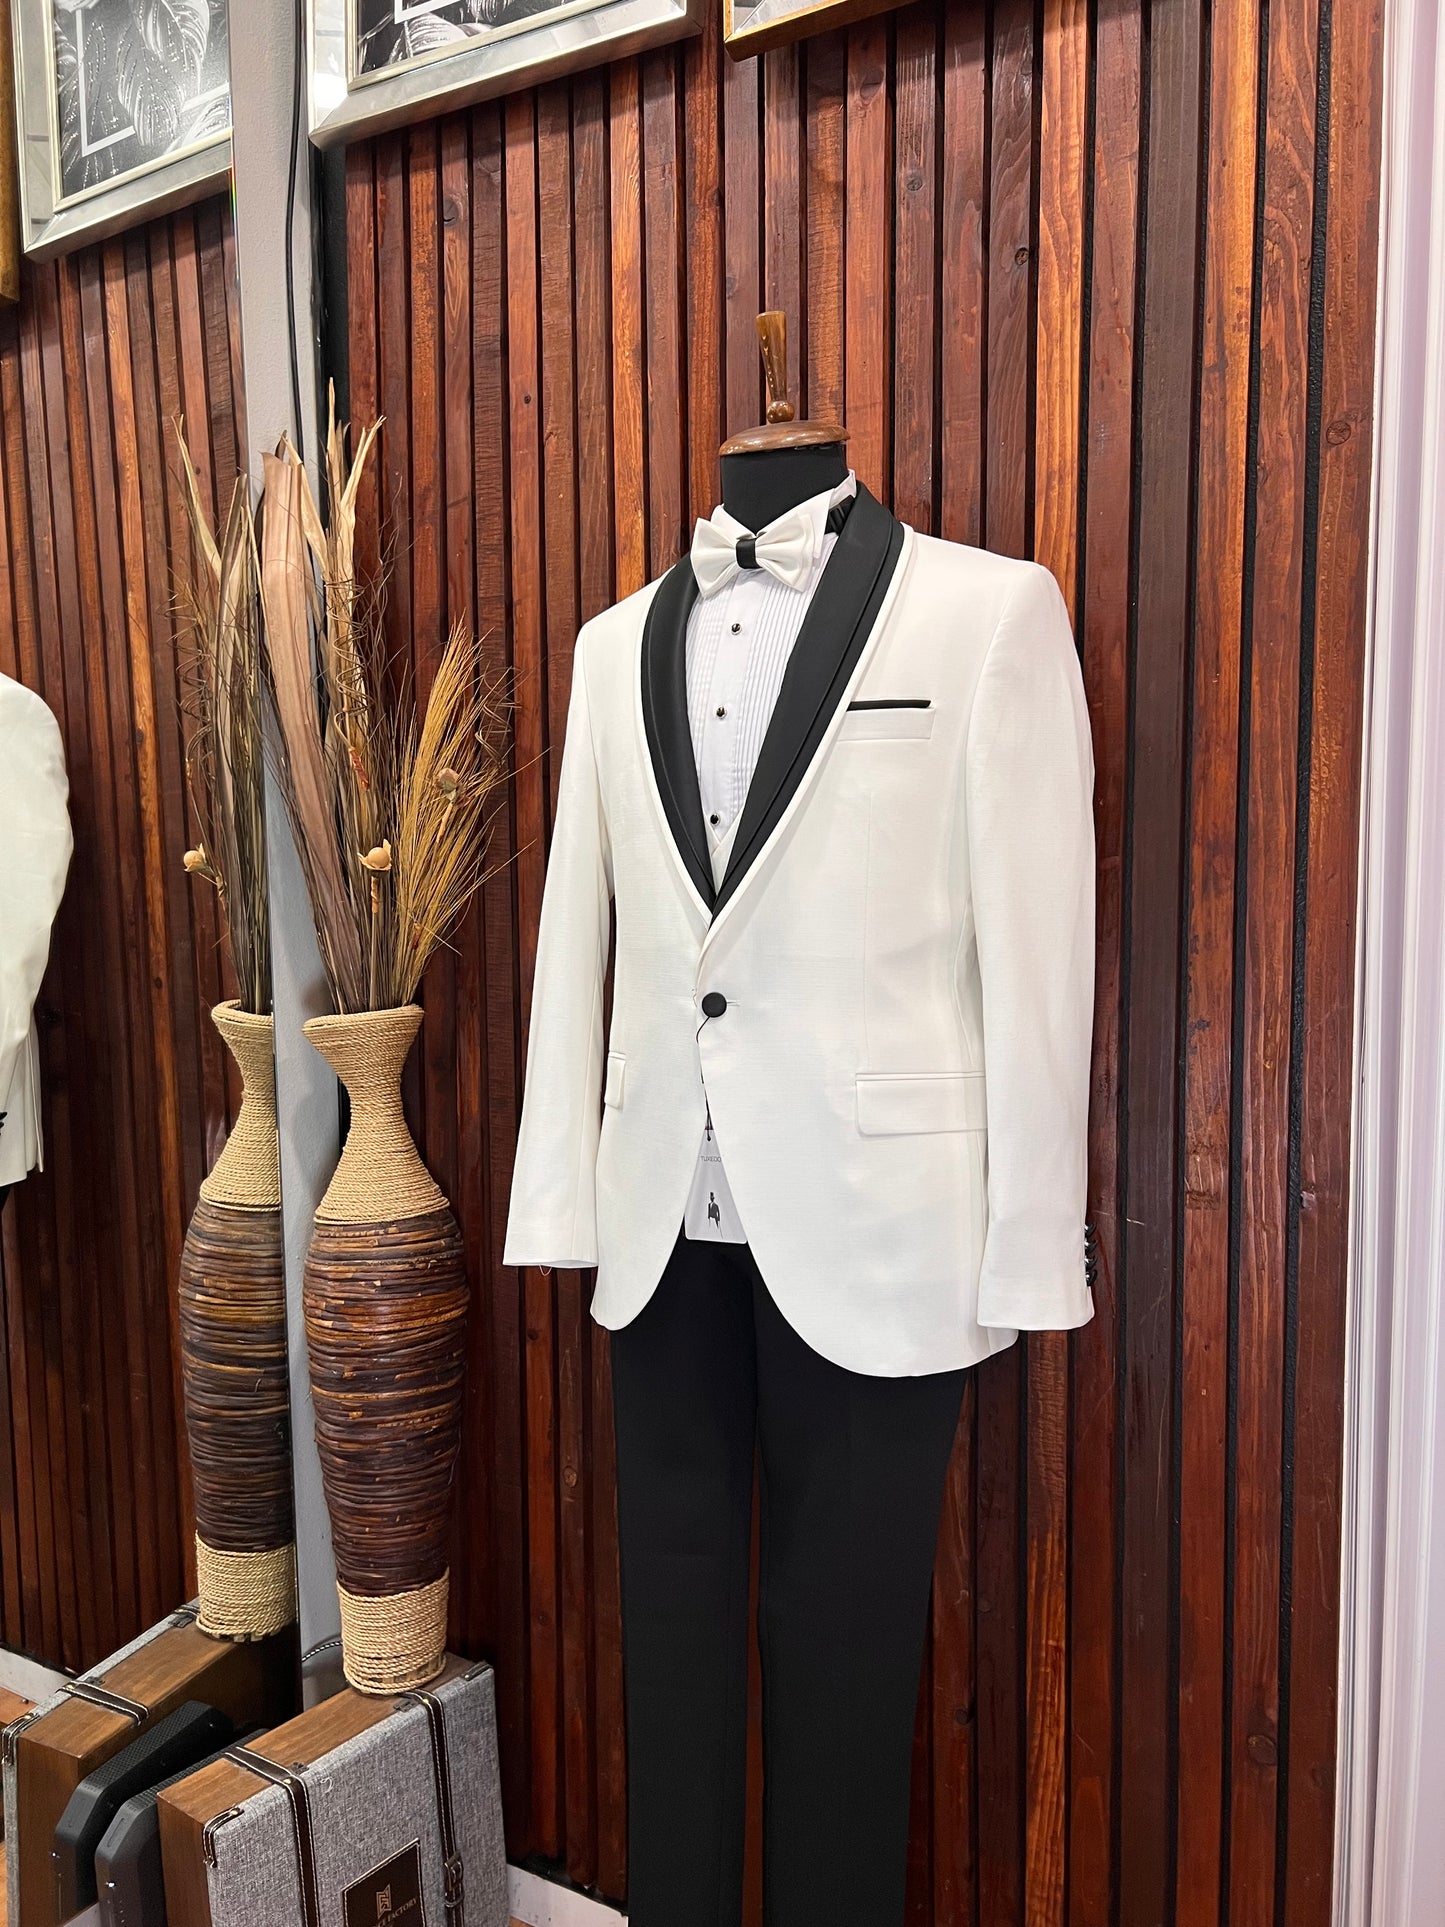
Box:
[1335,0,1445,1917]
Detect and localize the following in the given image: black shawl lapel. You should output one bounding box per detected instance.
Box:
[715,486,905,915]
[640,558,715,911]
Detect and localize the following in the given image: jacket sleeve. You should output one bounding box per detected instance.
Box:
[503,638,613,1269]
[0,681,73,1108]
[965,564,1095,1332]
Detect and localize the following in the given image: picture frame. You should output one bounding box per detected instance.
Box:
[722,0,905,59]
[10,0,232,262]
[0,0,20,297]
[309,0,707,149]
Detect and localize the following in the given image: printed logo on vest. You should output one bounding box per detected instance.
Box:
[343,1840,427,1927]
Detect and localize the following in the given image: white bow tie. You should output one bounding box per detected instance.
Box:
[690,503,819,597]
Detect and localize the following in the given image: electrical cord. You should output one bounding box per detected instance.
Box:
[285,0,307,461]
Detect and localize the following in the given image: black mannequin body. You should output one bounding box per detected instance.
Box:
[719,442,849,530]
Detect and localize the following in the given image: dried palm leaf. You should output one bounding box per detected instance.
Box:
[258,444,366,1008]
[389,622,511,1007]
[173,422,270,1015]
[258,394,510,1015]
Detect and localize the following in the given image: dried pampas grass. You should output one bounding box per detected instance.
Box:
[259,392,510,1015]
[174,423,270,1015]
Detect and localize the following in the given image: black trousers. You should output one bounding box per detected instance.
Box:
[610,1233,968,1927]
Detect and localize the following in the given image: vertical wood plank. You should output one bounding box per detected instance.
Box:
[469,96,533,1855]
[78,249,153,1641]
[571,69,628,1900]
[939,7,986,545]
[804,32,846,429]
[440,107,486,1683]
[892,8,937,532]
[19,265,83,1668]
[537,78,591,1884]
[722,51,761,437]
[763,41,804,387]
[1070,2,1140,1921]
[985,0,1036,559]
[976,5,1037,1918]
[1175,0,1259,1916]
[684,9,724,524]
[1027,0,1089,1906]
[1283,3,1382,1917]
[1118,3,1206,1922]
[408,121,446,698]
[642,51,685,575]
[138,229,210,1569]
[441,119,474,637]
[348,143,382,586]
[103,237,177,1630]
[0,332,29,1648]
[1228,1,1320,1918]
[610,62,647,596]
[376,134,414,658]
[844,23,891,496]
[503,87,561,1866]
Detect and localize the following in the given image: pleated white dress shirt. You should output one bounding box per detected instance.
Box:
[682,471,858,1243]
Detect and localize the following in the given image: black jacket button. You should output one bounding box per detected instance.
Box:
[701,992,728,1018]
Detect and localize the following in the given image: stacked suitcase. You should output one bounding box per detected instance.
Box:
[2,1612,506,1927]
[3,1606,297,1927]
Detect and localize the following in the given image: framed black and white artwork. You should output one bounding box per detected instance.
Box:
[11,0,232,259]
[722,0,906,58]
[309,0,706,146]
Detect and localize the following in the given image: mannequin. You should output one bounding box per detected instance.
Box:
[717,310,850,530]
[505,311,1096,1927]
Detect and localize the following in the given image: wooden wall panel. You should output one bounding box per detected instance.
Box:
[0,201,247,1671]
[343,0,1382,1914]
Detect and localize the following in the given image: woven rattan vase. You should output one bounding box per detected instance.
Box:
[178,1002,297,1641]
[302,1004,468,1695]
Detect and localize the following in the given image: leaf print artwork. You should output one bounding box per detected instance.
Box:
[51,0,230,203]
[353,0,607,76]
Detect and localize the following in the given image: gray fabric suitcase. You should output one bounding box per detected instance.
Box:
[157,1659,507,1927]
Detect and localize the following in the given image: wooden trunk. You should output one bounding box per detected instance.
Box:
[177,1004,296,1640]
[303,1005,469,1694]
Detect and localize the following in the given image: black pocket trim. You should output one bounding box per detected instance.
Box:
[847,698,932,711]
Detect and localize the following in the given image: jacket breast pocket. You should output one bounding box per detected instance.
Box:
[839,705,935,742]
[855,1071,986,1135]
[603,1051,626,1109]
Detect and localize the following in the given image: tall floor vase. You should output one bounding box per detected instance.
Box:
[302,1005,468,1694]
[178,1002,297,1639]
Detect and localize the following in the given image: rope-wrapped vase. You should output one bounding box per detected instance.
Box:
[178,1002,297,1640]
[302,1004,468,1694]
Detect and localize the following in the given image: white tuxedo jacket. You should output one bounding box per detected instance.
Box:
[504,488,1096,1375]
[0,675,72,1188]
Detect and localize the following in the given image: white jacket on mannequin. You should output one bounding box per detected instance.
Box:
[0,676,72,1189]
[504,487,1096,1376]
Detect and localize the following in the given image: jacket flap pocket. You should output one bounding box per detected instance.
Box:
[855,1071,986,1135]
[839,705,935,741]
[604,1051,626,1108]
